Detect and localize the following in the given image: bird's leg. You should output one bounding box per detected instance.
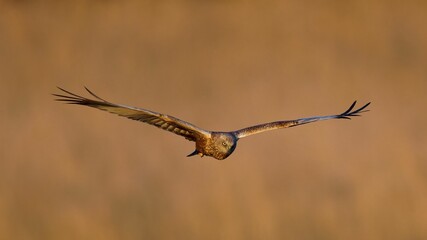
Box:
[198,152,204,157]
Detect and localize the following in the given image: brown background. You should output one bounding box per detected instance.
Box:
[1,0,426,239]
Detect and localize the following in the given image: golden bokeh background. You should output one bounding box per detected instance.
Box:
[1,0,426,239]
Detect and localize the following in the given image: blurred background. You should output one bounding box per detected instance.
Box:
[1,0,426,239]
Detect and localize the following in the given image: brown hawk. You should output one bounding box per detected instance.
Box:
[54,87,370,160]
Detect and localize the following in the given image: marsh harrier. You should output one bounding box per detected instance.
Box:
[54,87,370,160]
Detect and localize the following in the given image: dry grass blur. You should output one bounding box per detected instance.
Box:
[1,0,427,239]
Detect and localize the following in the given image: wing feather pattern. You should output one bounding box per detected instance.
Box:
[234,101,370,139]
[53,87,211,141]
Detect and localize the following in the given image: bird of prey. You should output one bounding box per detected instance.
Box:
[54,87,370,160]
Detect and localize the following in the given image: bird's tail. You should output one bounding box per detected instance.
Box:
[187,149,200,157]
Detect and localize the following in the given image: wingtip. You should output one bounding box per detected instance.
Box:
[56,86,66,93]
[363,102,372,109]
[341,101,357,115]
[83,86,107,102]
[338,100,371,119]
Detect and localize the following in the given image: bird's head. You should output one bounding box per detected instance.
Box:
[212,132,238,160]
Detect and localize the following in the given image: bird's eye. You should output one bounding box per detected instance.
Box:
[222,142,227,146]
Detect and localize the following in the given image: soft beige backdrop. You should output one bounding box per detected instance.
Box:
[1,1,426,239]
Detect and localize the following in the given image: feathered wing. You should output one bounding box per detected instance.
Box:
[53,87,211,141]
[234,101,370,139]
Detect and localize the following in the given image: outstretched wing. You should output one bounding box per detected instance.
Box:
[234,101,370,139]
[53,87,211,141]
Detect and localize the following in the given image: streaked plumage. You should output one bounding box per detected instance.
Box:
[54,87,370,160]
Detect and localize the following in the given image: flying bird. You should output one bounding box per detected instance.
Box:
[54,87,370,160]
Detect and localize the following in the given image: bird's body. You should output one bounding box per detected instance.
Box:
[54,87,370,160]
[190,132,238,160]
